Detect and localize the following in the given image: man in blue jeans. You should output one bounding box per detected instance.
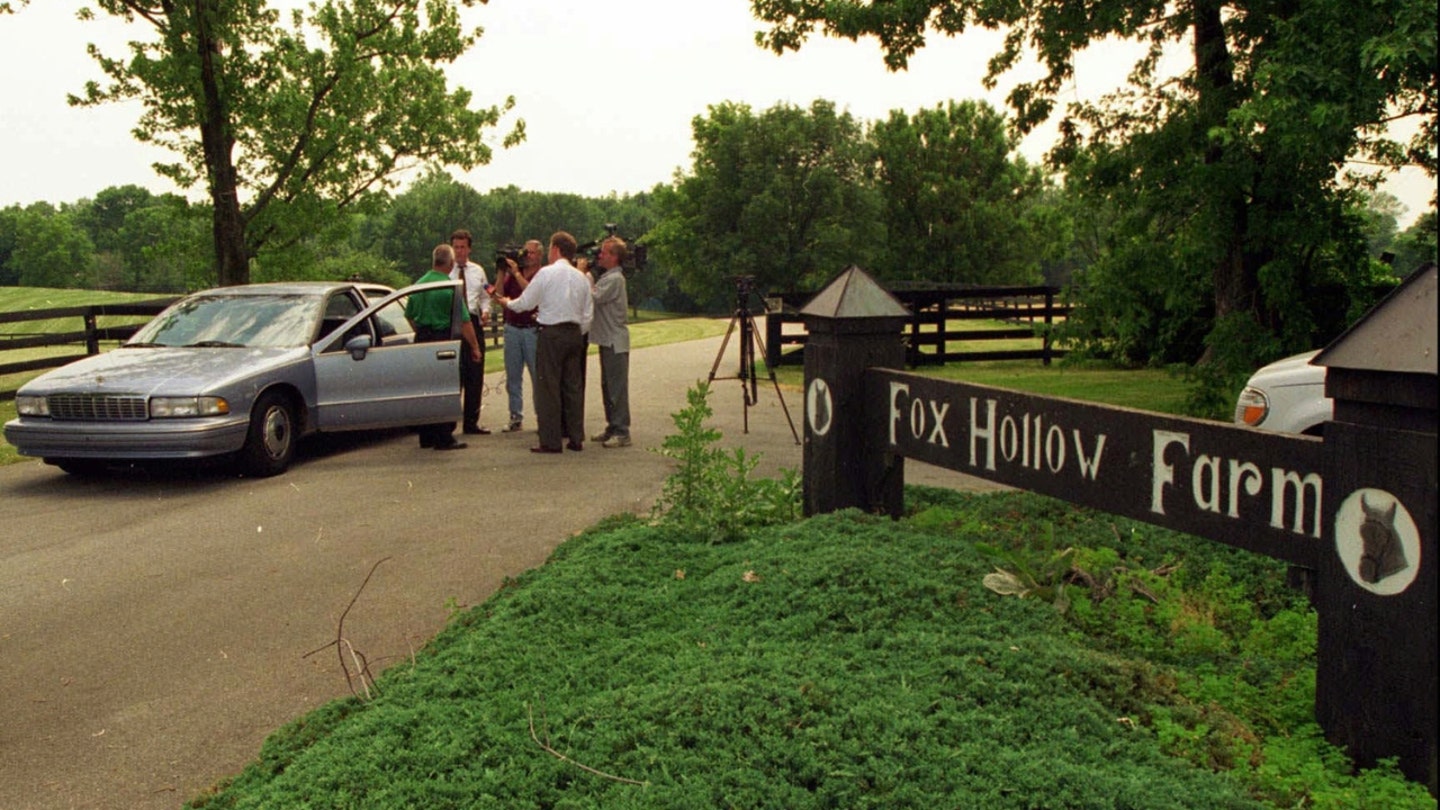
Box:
[493,240,543,432]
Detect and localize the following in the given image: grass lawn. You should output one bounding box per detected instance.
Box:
[187,484,1433,809]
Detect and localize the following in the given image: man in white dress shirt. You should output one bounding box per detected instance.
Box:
[496,231,592,453]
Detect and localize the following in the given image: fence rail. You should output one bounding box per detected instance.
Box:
[764,284,1070,368]
[0,300,177,401]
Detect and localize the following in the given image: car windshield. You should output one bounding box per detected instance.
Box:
[127,293,323,349]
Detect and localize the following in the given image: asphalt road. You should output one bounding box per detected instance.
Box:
[0,325,999,809]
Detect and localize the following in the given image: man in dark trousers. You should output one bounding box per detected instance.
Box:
[587,236,632,447]
[449,229,492,435]
[494,231,592,454]
[405,243,483,450]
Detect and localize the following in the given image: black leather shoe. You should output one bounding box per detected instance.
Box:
[530,446,562,454]
[433,441,468,451]
[566,441,583,452]
[463,425,492,435]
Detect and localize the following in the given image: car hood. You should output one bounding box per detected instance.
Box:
[1249,350,1323,388]
[19,346,309,396]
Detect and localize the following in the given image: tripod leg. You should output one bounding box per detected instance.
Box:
[707,312,742,383]
[748,316,801,445]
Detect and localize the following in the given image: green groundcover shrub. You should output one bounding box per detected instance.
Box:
[189,489,1435,809]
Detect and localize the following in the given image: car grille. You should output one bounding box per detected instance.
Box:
[46,394,149,421]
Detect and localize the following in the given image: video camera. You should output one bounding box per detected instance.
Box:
[577,223,648,275]
[494,244,523,268]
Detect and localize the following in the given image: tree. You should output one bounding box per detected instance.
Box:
[1389,211,1438,275]
[650,99,883,309]
[0,206,20,286]
[868,100,1049,284]
[8,204,96,289]
[118,198,212,292]
[751,0,1438,378]
[367,167,489,277]
[68,0,521,286]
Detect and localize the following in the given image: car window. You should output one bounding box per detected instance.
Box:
[318,291,366,343]
[129,293,322,348]
[371,298,416,346]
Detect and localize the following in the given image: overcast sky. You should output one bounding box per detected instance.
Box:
[1,0,1431,228]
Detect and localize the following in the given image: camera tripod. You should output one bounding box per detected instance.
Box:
[706,279,800,444]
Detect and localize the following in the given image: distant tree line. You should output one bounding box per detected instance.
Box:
[1,95,1433,418]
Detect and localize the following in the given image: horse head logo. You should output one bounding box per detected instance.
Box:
[1358,495,1408,584]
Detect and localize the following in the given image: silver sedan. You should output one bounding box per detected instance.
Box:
[4,280,465,476]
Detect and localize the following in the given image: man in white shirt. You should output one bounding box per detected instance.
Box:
[496,231,593,453]
[449,229,493,435]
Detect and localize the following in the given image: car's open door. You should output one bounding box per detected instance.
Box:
[310,281,463,431]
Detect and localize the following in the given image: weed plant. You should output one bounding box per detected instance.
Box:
[187,392,1435,809]
[650,381,800,543]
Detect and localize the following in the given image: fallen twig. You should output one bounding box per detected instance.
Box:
[526,701,648,786]
[303,556,392,700]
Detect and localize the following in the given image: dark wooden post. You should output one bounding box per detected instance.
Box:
[765,306,782,370]
[800,266,909,517]
[84,309,100,356]
[1313,264,1437,794]
[1042,289,1055,367]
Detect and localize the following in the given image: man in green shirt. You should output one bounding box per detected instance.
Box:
[405,243,483,450]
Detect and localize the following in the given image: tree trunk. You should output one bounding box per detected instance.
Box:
[193,0,250,287]
[1193,0,1258,361]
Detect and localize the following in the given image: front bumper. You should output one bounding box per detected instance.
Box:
[3,415,251,460]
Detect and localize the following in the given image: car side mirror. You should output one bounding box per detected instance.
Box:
[345,333,373,361]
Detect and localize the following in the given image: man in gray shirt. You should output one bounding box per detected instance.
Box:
[587,236,631,447]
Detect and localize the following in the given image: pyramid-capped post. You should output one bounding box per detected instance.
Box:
[799,265,910,333]
[800,265,909,517]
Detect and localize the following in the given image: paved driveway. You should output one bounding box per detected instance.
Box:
[0,325,998,809]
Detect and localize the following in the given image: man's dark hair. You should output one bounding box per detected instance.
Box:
[550,231,578,260]
[449,229,473,247]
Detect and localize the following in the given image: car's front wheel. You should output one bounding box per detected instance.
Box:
[238,391,296,477]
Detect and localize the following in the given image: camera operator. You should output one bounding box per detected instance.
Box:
[495,239,543,432]
[586,236,631,448]
[449,229,492,435]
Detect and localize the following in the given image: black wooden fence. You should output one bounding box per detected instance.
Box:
[764,284,1069,369]
[0,300,177,402]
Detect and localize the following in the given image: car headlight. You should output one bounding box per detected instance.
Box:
[150,396,231,418]
[15,395,50,417]
[1235,387,1269,427]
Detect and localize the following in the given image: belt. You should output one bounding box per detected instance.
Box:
[507,322,537,329]
[539,321,580,330]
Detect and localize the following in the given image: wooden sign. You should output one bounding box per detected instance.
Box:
[869,369,1335,568]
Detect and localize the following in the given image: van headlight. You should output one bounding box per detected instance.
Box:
[1235,387,1269,427]
[15,395,50,417]
[150,396,231,418]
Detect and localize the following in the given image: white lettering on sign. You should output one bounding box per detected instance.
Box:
[889,382,952,448]
[1150,430,1322,537]
[1272,468,1323,538]
[886,385,1107,480]
[966,398,1107,480]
